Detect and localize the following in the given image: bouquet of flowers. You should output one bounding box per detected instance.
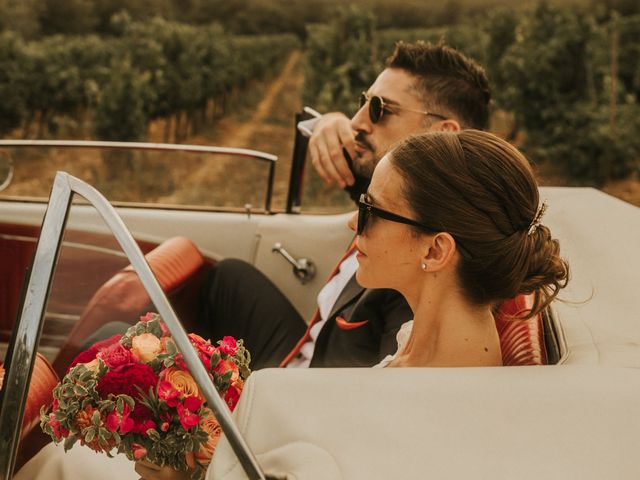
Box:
[40,313,251,479]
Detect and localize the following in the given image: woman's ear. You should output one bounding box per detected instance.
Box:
[422,233,457,271]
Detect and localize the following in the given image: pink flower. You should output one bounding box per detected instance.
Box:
[131,443,147,460]
[105,403,134,434]
[176,397,202,430]
[97,342,133,369]
[140,312,155,322]
[158,380,181,408]
[47,417,69,441]
[219,336,237,356]
[189,334,216,369]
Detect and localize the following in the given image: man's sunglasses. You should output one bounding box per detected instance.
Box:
[359,92,448,124]
[357,194,472,259]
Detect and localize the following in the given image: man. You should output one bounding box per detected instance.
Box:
[199,41,492,369]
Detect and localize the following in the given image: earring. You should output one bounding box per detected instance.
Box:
[421,263,427,271]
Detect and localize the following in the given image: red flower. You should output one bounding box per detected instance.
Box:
[219,336,237,356]
[67,334,122,372]
[158,380,180,408]
[224,385,240,411]
[184,395,203,412]
[96,363,158,400]
[97,342,133,369]
[132,418,156,436]
[105,403,134,434]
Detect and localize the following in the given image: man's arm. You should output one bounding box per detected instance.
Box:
[307,112,357,188]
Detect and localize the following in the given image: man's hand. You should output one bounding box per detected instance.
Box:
[307,112,356,188]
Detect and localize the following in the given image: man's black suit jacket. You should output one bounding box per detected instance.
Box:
[310,274,412,367]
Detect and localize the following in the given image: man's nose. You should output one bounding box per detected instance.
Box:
[350,103,372,134]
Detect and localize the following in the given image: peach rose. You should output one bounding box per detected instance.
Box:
[194,408,222,465]
[162,368,203,400]
[131,333,162,362]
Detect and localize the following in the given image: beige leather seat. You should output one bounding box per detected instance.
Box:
[209,367,640,479]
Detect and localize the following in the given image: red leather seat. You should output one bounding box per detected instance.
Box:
[495,294,547,366]
[52,236,212,377]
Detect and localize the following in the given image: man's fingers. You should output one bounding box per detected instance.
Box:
[315,140,345,187]
[336,121,357,164]
[308,140,332,185]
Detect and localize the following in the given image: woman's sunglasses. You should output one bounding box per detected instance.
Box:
[357,194,473,259]
[359,92,448,124]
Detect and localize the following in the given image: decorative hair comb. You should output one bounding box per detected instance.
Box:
[527,201,548,236]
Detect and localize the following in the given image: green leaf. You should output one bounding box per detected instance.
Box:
[84,428,96,443]
[63,434,78,451]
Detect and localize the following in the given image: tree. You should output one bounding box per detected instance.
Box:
[0,32,26,135]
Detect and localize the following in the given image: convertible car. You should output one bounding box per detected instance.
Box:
[0,117,639,479]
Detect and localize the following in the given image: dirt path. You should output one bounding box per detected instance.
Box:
[158,50,304,206]
[224,50,302,148]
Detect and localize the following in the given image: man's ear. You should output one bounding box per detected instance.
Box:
[438,119,461,132]
[422,233,457,271]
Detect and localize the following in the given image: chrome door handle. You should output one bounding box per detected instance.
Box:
[272,242,316,284]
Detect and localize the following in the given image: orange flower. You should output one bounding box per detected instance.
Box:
[162,368,203,401]
[131,333,162,362]
[214,359,239,383]
[0,363,5,389]
[194,409,222,465]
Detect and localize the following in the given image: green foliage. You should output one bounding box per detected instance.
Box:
[0,32,27,135]
[498,3,640,182]
[93,57,148,142]
[1,19,297,140]
[500,3,595,132]
[304,6,379,115]
[482,8,519,108]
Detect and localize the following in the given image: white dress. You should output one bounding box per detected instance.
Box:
[374,320,413,368]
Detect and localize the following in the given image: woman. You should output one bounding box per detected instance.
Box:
[350,129,568,369]
[16,130,569,480]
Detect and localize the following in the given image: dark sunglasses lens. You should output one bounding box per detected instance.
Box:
[359,93,367,109]
[368,95,383,123]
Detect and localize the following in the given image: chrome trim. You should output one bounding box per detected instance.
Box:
[0,151,13,192]
[0,172,266,480]
[0,140,277,162]
[0,140,278,212]
[548,305,570,364]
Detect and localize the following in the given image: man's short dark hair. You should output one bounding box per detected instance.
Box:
[387,41,491,130]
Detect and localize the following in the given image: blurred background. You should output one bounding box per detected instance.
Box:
[0,0,638,211]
